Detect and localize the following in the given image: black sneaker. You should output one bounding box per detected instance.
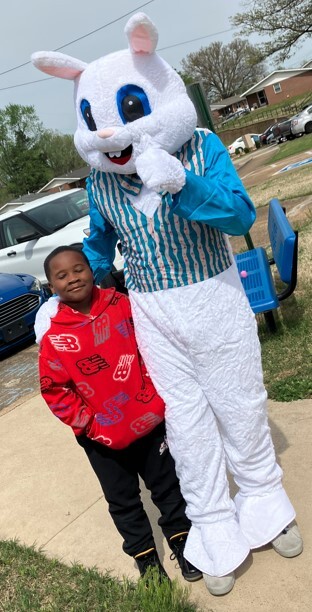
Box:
[169,533,203,582]
[134,548,170,582]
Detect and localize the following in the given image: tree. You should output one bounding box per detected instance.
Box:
[180,39,266,102]
[0,105,85,199]
[0,104,52,197]
[39,130,84,176]
[231,0,312,63]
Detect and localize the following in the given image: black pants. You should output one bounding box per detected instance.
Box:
[77,422,191,557]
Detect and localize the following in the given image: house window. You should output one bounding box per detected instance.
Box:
[273,82,282,93]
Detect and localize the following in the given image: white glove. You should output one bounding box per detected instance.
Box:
[135,147,186,194]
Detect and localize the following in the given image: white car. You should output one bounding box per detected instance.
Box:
[227,134,261,156]
[290,104,312,136]
[0,189,123,285]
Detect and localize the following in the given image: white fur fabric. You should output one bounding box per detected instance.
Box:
[129,264,295,576]
[31,13,197,217]
[35,296,60,344]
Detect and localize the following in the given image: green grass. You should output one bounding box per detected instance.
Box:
[247,163,312,208]
[258,221,312,402]
[266,134,312,164]
[0,540,200,612]
[259,293,312,401]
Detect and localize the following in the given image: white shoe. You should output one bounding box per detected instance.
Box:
[203,571,235,596]
[271,522,303,558]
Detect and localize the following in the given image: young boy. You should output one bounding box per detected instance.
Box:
[37,245,202,582]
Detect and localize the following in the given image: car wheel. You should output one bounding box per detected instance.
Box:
[305,122,312,134]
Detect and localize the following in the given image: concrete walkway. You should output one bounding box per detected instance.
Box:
[1,394,310,611]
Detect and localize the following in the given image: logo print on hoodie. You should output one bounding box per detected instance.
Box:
[76,354,110,375]
[40,376,53,393]
[130,413,162,435]
[49,334,80,352]
[92,313,110,346]
[77,381,95,398]
[113,354,134,381]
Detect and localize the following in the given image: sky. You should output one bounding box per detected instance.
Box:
[0,0,311,134]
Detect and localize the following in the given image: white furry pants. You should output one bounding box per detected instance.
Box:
[129,264,295,576]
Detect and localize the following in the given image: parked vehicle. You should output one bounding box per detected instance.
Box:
[221,113,235,125]
[274,119,294,141]
[222,108,250,125]
[0,272,48,356]
[260,122,291,145]
[260,125,279,145]
[233,108,250,118]
[291,104,312,135]
[227,134,261,155]
[0,189,123,285]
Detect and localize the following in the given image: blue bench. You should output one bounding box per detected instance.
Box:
[235,198,298,332]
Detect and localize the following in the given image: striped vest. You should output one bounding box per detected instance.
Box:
[88,130,232,292]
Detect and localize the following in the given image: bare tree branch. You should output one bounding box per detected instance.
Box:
[231,0,312,62]
[181,39,266,101]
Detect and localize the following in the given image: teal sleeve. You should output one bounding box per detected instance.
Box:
[82,178,118,284]
[171,132,256,236]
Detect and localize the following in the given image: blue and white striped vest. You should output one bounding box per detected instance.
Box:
[89,130,232,292]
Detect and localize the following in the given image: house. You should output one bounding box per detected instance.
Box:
[0,167,91,214]
[0,193,47,214]
[241,63,312,109]
[210,95,249,121]
[38,166,91,194]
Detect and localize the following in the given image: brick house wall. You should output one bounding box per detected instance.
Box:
[246,73,312,108]
[264,72,312,105]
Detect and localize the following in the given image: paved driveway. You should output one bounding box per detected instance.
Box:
[0,342,39,413]
[234,145,312,189]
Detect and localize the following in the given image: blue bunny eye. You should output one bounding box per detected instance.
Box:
[117,84,151,124]
[80,99,97,131]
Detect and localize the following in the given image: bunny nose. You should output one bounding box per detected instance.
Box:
[97,128,115,139]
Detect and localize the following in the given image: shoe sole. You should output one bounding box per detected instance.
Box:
[203,574,235,596]
[272,543,303,558]
[183,572,203,582]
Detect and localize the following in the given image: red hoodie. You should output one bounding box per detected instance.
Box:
[39,286,165,449]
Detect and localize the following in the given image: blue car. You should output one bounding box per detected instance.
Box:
[0,272,48,357]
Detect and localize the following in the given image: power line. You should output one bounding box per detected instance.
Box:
[0,0,155,77]
[158,28,233,51]
[0,26,237,92]
[0,77,53,92]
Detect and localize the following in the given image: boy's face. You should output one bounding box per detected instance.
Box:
[48,250,94,312]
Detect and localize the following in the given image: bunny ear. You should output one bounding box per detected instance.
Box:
[125,12,158,55]
[31,51,87,80]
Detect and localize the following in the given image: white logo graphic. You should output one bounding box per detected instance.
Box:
[49,334,80,352]
[113,354,135,382]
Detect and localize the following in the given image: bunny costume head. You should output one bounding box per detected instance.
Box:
[32,13,197,177]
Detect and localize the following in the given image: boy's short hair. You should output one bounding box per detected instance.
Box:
[44,246,91,281]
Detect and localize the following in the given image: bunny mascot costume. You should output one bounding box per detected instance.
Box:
[32,12,302,595]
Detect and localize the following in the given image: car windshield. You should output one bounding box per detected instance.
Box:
[24,191,89,232]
